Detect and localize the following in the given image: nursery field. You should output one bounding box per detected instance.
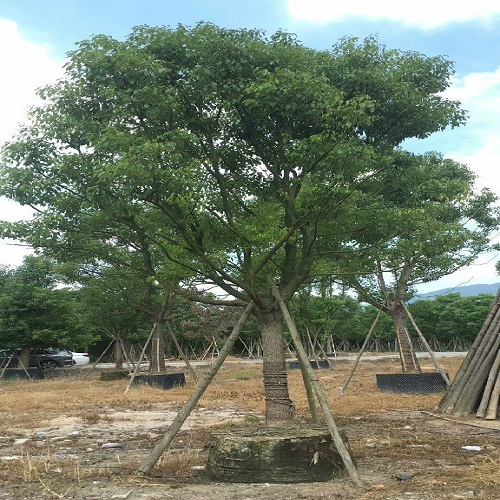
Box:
[0,355,499,499]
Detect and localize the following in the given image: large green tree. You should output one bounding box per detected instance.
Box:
[1,24,465,421]
[290,286,364,352]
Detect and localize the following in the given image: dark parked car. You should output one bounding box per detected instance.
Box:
[0,348,74,371]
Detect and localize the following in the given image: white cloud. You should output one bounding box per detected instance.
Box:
[286,0,500,29]
[445,70,500,104]
[0,18,64,145]
[0,197,34,268]
[0,18,64,267]
[442,69,500,192]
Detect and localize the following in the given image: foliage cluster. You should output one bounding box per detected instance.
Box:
[0,256,97,350]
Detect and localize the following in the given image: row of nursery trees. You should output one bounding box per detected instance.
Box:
[0,256,495,364]
[1,24,500,424]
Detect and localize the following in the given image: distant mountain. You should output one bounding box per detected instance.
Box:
[413,283,500,301]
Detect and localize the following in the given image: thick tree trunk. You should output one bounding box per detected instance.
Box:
[269,280,361,485]
[257,309,294,423]
[392,304,421,373]
[113,337,124,370]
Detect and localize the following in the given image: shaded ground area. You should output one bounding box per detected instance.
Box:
[0,356,499,499]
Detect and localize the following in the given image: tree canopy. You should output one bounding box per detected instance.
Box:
[321,151,498,371]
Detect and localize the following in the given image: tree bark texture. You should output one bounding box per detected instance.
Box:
[149,321,166,373]
[438,288,500,418]
[392,304,421,373]
[258,309,294,423]
[113,337,124,370]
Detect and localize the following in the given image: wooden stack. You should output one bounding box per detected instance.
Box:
[438,288,500,419]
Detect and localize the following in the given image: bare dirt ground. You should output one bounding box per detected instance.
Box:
[0,356,499,499]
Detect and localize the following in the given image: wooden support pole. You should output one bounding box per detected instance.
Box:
[296,345,321,424]
[82,338,115,381]
[119,338,135,371]
[453,319,500,416]
[269,279,362,487]
[17,359,32,379]
[485,365,500,420]
[402,302,450,386]
[439,291,500,413]
[138,302,254,476]
[312,331,333,368]
[340,309,382,395]
[124,324,156,394]
[166,321,199,385]
[476,348,500,419]
[0,352,17,380]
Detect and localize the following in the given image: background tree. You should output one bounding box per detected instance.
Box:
[75,268,153,368]
[0,256,95,368]
[409,293,495,349]
[0,24,466,421]
[290,286,364,354]
[177,298,242,358]
[328,152,498,372]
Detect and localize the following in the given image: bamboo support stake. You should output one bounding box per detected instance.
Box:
[124,324,156,394]
[313,331,333,368]
[485,367,500,420]
[17,358,32,379]
[455,290,500,382]
[200,340,213,361]
[340,309,381,395]
[119,338,135,371]
[402,302,450,386]
[453,322,500,416]
[166,321,199,385]
[83,339,115,380]
[439,291,500,413]
[138,302,254,476]
[0,352,17,380]
[238,337,251,358]
[156,337,160,373]
[296,348,321,424]
[476,348,500,418]
[305,327,318,364]
[269,279,362,487]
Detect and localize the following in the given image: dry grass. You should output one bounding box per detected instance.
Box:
[1,355,498,499]
[0,356,464,415]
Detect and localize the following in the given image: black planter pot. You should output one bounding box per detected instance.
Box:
[287,360,331,370]
[131,372,186,390]
[376,372,449,394]
[0,368,45,380]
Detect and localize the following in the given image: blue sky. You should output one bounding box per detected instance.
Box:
[1,0,500,294]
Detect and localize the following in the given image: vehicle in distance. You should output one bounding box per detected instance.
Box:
[0,348,74,371]
[71,352,90,365]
